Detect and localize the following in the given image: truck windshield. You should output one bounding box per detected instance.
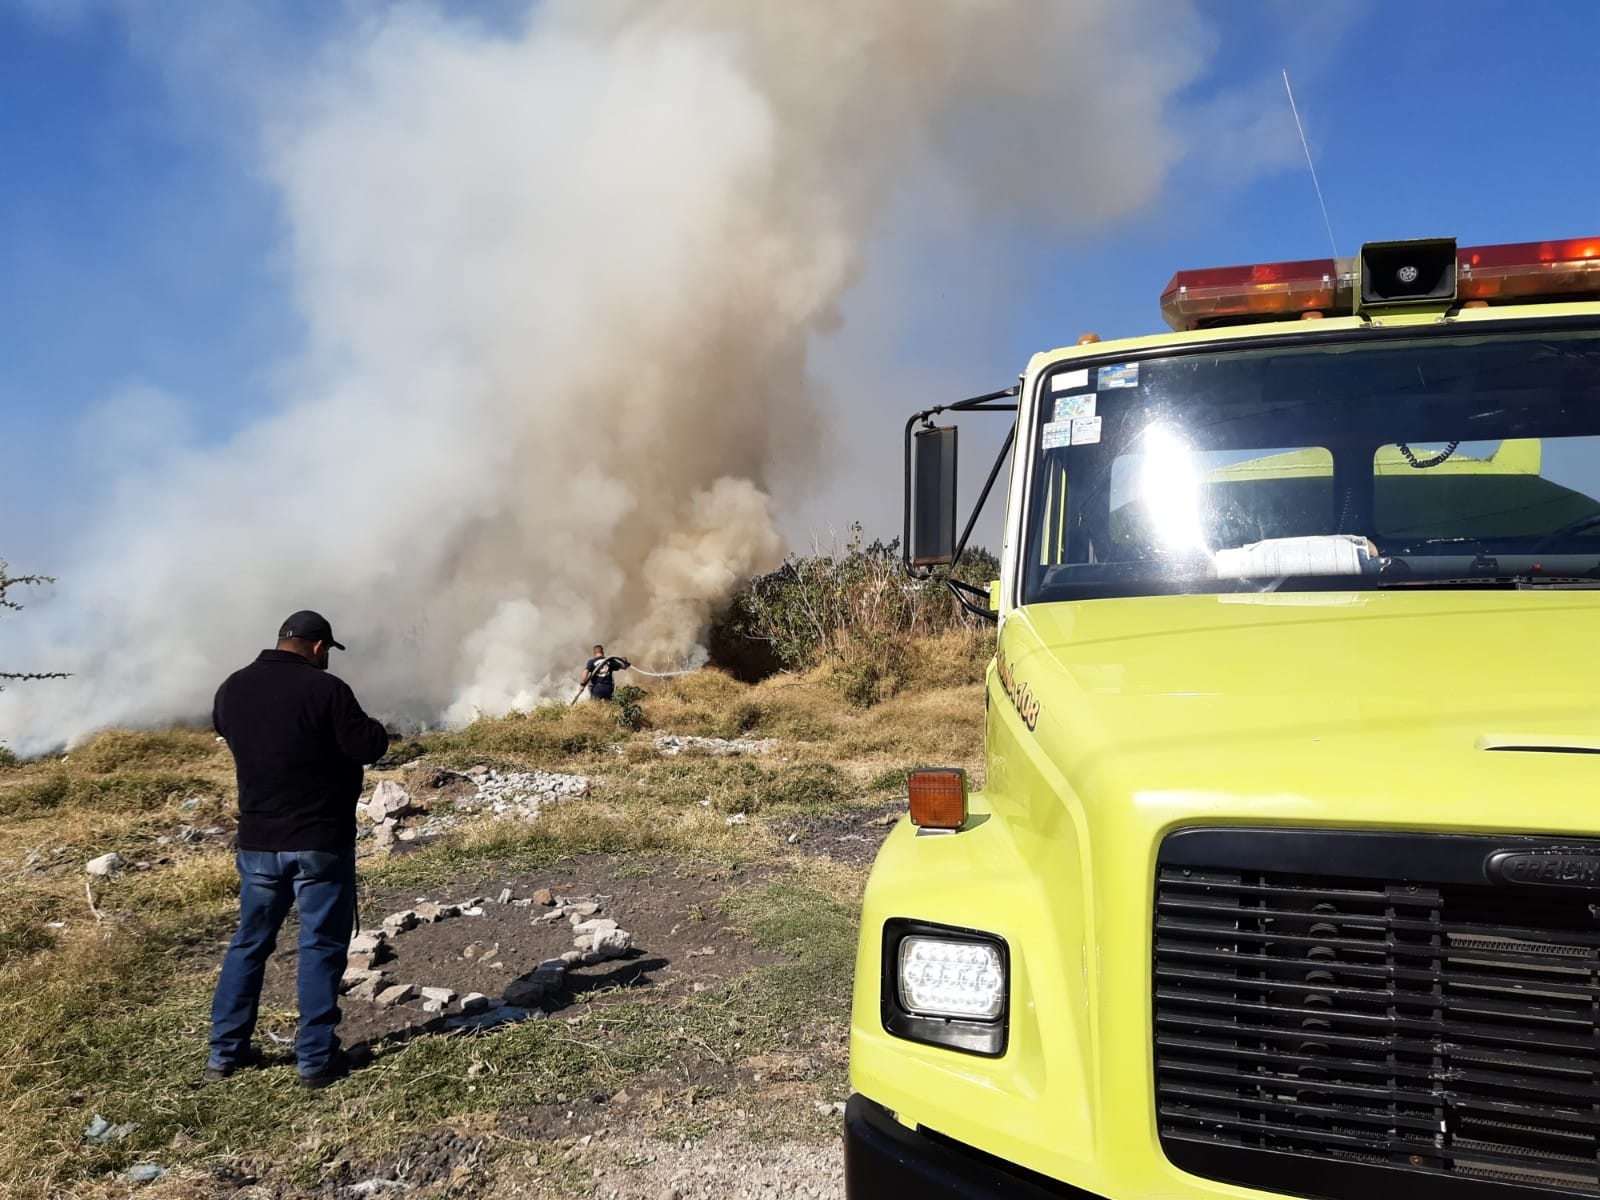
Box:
[1023,327,1600,603]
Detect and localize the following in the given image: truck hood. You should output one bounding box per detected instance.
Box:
[1002,590,1600,787]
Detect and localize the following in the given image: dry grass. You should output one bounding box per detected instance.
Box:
[0,633,991,1198]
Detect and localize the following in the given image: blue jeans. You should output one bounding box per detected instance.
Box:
[209,849,355,1076]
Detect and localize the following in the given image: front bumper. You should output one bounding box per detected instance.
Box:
[844,1095,1109,1200]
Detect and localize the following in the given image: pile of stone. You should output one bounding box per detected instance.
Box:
[451,766,591,818]
[340,888,634,1028]
[363,780,433,849]
[653,734,777,757]
[359,768,592,848]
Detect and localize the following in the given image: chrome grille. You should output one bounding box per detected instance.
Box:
[1154,830,1600,1199]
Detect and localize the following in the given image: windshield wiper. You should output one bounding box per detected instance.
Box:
[1376,575,1600,589]
[1532,512,1600,551]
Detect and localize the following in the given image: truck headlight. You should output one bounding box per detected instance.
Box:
[881,920,1008,1056]
[899,937,1005,1019]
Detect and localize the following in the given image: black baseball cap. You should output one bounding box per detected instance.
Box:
[278,610,346,651]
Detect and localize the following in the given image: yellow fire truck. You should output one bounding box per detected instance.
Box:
[847,236,1600,1200]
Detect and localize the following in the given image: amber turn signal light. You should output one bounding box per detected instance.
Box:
[908,768,967,830]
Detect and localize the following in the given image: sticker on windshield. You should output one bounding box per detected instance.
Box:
[1050,368,1090,392]
[1054,394,1096,422]
[1098,362,1139,390]
[1070,415,1102,445]
[1041,419,1074,449]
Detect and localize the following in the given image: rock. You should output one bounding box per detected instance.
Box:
[496,887,513,904]
[560,949,583,965]
[566,901,601,918]
[374,821,397,850]
[376,984,417,1008]
[459,905,485,917]
[367,779,414,821]
[381,910,418,934]
[122,1164,166,1185]
[346,1181,411,1196]
[511,898,532,908]
[460,992,489,1014]
[410,765,469,791]
[590,929,634,959]
[85,853,124,877]
[532,960,567,988]
[341,967,383,992]
[349,931,386,955]
[465,765,489,778]
[532,887,555,906]
[84,1114,138,1144]
[397,829,418,842]
[413,902,442,923]
[419,986,455,1004]
[571,917,619,937]
[421,998,445,1014]
[502,978,548,1007]
[348,976,385,1003]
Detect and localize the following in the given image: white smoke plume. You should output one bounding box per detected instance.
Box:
[2,0,1220,753]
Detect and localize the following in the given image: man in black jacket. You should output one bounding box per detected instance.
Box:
[206,610,388,1088]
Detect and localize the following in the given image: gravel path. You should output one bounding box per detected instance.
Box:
[581,1131,844,1199]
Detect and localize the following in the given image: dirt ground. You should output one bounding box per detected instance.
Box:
[238,849,878,1198]
[259,856,786,1051]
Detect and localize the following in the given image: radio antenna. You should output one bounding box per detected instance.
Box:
[1282,69,1339,259]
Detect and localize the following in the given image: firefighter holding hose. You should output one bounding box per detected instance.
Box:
[575,644,631,702]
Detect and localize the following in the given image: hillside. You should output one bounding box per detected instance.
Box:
[0,632,987,1199]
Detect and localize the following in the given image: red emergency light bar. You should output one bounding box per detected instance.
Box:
[1161,257,1354,331]
[1457,237,1600,302]
[1161,236,1600,331]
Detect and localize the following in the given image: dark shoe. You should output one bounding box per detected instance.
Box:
[296,1050,352,1090]
[202,1047,261,1084]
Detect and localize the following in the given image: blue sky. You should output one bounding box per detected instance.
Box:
[4,0,1600,569]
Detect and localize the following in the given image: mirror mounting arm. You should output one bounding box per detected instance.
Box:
[902,384,1020,623]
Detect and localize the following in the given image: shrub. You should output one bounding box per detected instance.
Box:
[727,525,998,703]
[613,685,649,732]
[714,700,766,738]
[832,653,885,709]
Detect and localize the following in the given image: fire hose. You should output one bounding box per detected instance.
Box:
[570,657,698,703]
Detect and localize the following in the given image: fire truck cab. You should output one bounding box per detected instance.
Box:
[847,236,1600,1200]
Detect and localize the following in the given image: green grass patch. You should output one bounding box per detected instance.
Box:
[70,727,223,774]
[864,764,911,794]
[0,771,217,818]
[637,758,847,816]
[0,890,58,967]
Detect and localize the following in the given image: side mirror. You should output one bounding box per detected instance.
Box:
[910,424,958,566]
